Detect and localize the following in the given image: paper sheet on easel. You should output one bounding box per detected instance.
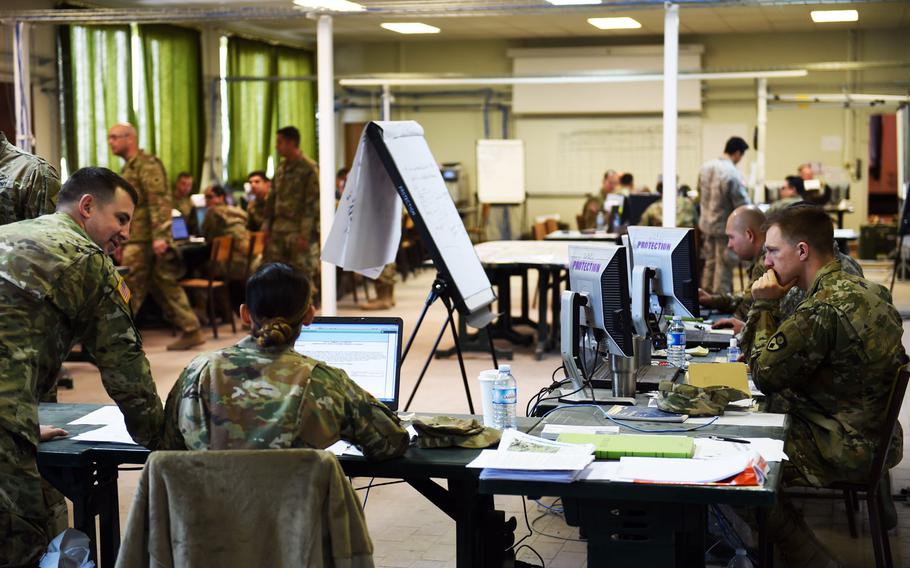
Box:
[686,363,750,393]
[321,125,402,279]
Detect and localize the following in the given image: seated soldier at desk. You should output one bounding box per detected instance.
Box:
[747,205,906,567]
[766,176,804,215]
[579,169,620,229]
[163,263,409,460]
[202,184,252,281]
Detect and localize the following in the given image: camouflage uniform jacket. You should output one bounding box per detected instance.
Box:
[697,157,750,237]
[766,196,803,215]
[0,132,60,226]
[638,196,698,228]
[163,336,410,461]
[120,150,172,243]
[173,194,198,235]
[747,259,906,486]
[265,157,319,243]
[703,251,766,319]
[247,197,267,232]
[0,213,163,448]
[202,204,251,280]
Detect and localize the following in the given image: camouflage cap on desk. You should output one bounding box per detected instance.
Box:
[412,416,502,449]
[657,381,750,416]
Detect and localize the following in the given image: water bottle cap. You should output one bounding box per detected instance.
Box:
[498,364,511,373]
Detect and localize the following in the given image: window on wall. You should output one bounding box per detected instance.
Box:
[60,24,204,186]
[223,37,315,187]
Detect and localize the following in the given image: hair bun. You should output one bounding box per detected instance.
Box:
[253,318,296,347]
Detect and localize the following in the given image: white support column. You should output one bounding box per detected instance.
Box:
[381,84,392,121]
[755,78,768,203]
[317,15,337,315]
[13,21,33,153]
[661,2,679,227]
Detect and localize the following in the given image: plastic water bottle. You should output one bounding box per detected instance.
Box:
[667,315,687,370]
[492,364,517,430]
[595,210,606,231]
[726,548,754,567]
[727,337,742,363]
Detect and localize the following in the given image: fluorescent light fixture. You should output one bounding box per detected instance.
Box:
[292,0,365,12]
[810,10,858,23]
[380,22,441,34]
[588,17,642,30]
[547,0,602,5]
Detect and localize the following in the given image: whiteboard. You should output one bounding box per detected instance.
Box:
[367,122,496,318]
[516,116,703,196]
[476,139,526,204]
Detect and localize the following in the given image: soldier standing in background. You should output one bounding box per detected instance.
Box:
[108,123,204,350]
[0,130,60,225]
[263,126,320,290]
[0,168,164,565]
[246,170,270,232]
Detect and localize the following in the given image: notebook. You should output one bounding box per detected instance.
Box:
[557,433,695,459]
[294,316,402,410]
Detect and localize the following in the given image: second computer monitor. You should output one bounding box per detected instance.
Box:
[626,226,699,319]
[568,244,634,358]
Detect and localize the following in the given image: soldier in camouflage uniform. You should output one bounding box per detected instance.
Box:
[172,171,198,235]
[0,131,60,226]
[638,195,698,228]
[246,170,270,232]
[163,263,409,460]
[579,169,619,229]
[747,206,905,567]
[108,123,204,351]
[202,185,253,281]
[263,127,320,287]
[766,175,804,215]
[0,168,164,566]
[360,263,397,310]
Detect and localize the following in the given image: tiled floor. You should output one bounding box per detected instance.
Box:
[58,260,910,567]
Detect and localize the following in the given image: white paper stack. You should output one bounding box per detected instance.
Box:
[468,430,595,483]
[68,406,137,445]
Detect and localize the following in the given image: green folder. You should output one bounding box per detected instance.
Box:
[556,433,694,459]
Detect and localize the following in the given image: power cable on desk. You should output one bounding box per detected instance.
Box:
[539,403,720,433]
[506,497,546,567]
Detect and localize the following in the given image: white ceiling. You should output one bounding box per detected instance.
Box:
[63,1,910,44]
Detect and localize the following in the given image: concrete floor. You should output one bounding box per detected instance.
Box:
[57,259,910,568]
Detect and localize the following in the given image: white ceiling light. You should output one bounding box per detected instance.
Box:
[292,0,366,12]
[380,23,441,34]
[588,17,642,30]
[810,10,859,23]
[547,0,602,5]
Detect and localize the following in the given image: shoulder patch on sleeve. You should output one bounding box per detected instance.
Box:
[116,274,131,304]
[767,333,787,352]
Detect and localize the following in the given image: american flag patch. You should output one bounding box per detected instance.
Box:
[117,276,131,304]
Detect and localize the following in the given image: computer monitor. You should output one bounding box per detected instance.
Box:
[171,215,189,240]
[195,206,207,232]
[627,194,661,225]
[293,316,402,410]
[626,226,699,321]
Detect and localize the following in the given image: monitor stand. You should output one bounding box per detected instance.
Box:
[557,380,636,406]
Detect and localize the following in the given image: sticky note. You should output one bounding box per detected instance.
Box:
[686,363,749,393]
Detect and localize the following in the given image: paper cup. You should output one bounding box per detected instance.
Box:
[478,370,499,427]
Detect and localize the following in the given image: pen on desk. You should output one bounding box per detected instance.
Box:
[709,435,750,444]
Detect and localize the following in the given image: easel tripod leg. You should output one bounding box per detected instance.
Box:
[443,296,475,414]
[403,312,450,411]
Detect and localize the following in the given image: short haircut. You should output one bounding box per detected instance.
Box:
[248,170,269,182]
[176,171,192,180]
[276,126,301,147]
[336,167,350,178]
[729,205,766,234]
[724,136,750,156]
[603,169,617,180]
[785,175,805,196]
[620,173,633,186]
[246,262,311,321]
[57,167,139,208]
[207,185,227,198]
[764,204,833,256]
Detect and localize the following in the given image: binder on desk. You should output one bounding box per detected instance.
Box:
[557,433,695,459]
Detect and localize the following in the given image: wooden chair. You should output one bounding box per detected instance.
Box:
[544,218,558,236]
[532,221,547,241]
[830,366,909,567]
[244,231,266,282]
[179,235,236,339]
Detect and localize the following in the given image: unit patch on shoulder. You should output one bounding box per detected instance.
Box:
[767,333,787,352]
[116,275,132,304]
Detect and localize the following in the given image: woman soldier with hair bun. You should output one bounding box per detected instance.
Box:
[162,263,409,460]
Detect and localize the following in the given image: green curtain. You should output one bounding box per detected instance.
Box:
[227,37,276,186]
[227,39,316,186]
[271,46,316,164]
[139,25,205,187]
[63,25,134,170]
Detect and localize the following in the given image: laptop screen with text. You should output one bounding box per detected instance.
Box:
[293,317,402,410]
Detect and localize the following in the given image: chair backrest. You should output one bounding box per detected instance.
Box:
[545,218,558,235]
[576,214,587,231]
[209,235,233,280]
[245,231,266,278]
[870,365,910,486]
[532,222,547,240]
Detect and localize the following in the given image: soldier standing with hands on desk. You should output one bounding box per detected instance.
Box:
[0,168,164,566]
[747,205,906,568]
[108,123,204,350]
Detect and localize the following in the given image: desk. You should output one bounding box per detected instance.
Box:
[39,403,785,568]
[834,228,858,254]
[825,204,854,229]
[544,230,621,242]
[474,241,574,359]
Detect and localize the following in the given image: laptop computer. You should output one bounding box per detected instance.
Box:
[293,316,403,411]
[171,215,190,241]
